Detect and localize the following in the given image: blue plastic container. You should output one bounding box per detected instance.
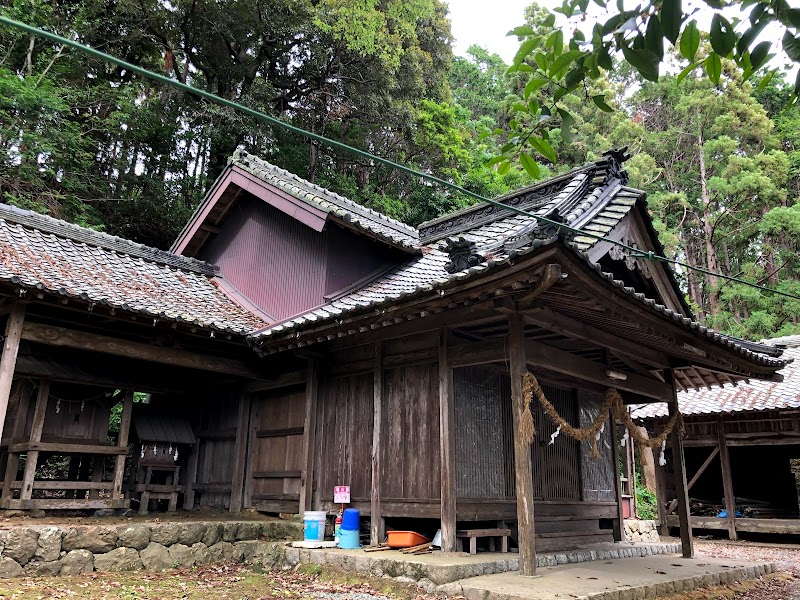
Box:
[337,527,361,549]
[341,508,360,531]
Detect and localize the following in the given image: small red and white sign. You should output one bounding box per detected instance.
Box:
[334,485,350,504]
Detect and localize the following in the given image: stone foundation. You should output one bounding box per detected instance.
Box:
[623,519,660,542]
[0,519,301,577]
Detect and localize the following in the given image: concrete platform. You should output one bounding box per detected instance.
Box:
[284,541,681,586]
[448,556,776,600]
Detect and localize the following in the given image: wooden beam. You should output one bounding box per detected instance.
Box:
[244,371,305,392]
[20,379,49,501]
[439,329,457,552]
[667,371,693,558]
[524,339,671,399]
[515,264,562,304]
[0,303,26,444]
[686,446,720,493]
[110,389,134,502]
[717,417,737,541]
[371,342,385,546]
[298,360,318,513]
[509,313,537,576]
[9,442,129,455]
[21,321,264,379]
[229,389,251,512]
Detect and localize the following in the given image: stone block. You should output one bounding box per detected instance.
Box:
[35,526,62,563]
[0,557,24,578]
[178,523,206,546]
[24,559,62,577]
[168,543,195,567]
[116,525,150,551]
[59,549,94,575]
[222,522,238,542]
[207,541,235,563]
[150,523,182,546]
[236,521,263,541]
[63,526,116,554]
[140,543,173,571]
[3,528,39,565]
[192,542,210,565]
[202,523,223,547]
[94,547,142,572]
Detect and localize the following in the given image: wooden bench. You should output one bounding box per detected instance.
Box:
[456,528,511,554]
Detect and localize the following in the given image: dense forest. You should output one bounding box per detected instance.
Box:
[1,1,799,340]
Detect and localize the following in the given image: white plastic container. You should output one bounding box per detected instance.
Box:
[303,510,327,541]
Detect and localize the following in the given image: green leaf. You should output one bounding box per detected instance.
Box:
[528,98,540,114]
[546,30,565,52]
[497,160,511,175]
[710,14,735,57]
[528,136,557,164]
[508,25,536,37]
[645,15,664,60]
[533,52,548,71]
[596,45,613,70]
[679,20,700,62]
[549,50,584,78]
[512,102,528,113]
[520,153,541,178]
[558,108,576,143]
[543,13,556,28]
[758,69,777,91]
[621,45,661,81]
[705,52,722,84]
[485,156,506,167]
[749,41,771,71]
[783,31,800,63]
[591,94,613,112]
[524,78,549,99]
[514,38,539,66]
[676,61,701,84]
[661,0,682,45]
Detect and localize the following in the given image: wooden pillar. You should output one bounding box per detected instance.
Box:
[370,342,385,546]
[2,380,33,499]
[0,303,26,444]
[183,441,200,510]
[508,313,536,576]
[654,455,669,536]
[110,389,134,502]
[20,379,49,501]
[666,370,693,558]
[610,415,625,541]
[229,389,251,512]
[298,360,318,514]
[717,417,737,541]
[439,329,457,552]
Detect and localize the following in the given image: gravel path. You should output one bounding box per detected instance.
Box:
[693,539,800,599]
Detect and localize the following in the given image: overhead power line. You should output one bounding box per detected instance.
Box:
[1,15,799,303]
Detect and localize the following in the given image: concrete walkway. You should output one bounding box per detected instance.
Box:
[446,555,775,600]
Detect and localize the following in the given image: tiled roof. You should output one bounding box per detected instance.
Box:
[232,151,420,250]
[0,204,266,335]
[631,337,800,419]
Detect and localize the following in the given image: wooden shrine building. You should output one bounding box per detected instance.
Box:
[632,335,800,540]
[0,149,788,574]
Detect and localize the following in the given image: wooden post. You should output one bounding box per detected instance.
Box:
[508,313,537,576]
[610,415,625,541]
[2,380,32,499]
[655,455,669,536]
[439,329,457,552]
[20,379,49,501]
[667,370,693,558]
[111,389,134,501]
[229,389,251,512]
[0,303,26,445]
[717,417,737,541]
[370,342,385,546]
[183,441,200,510]
[299,360,318,514]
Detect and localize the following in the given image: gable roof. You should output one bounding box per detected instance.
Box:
[0,204,266,335]
[249,151,687,345]
[172,151,420,256]
[631,336,800,419]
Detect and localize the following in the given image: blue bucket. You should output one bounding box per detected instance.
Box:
[341,508,360,531]
[338,527,361,549]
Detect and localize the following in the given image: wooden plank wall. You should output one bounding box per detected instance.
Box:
[315,373,373,506]
[193,388,240,509]
[534,384,581,501]
[578,390,616,503]
[382,363,440,501]
[249,387,305,512]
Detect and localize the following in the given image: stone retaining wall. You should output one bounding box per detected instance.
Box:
[623,519,660,542]
[0,520,301,577]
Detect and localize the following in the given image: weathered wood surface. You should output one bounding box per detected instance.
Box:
[111,390,134,501]
[509,313,536,576]
[0,303,26,444]
[610,416,624,542]
[298,361,318,513]
[21,321,264,378]
[0,498,129,510]
[371,342,384,546]
[9,480,113,490]
[192,390,240,510]
[20,380,50,501]
[667,371,693,558]
[439,329,457,552]
[717,418,737,541]
[666,515,800,534]
[230,389,251,512]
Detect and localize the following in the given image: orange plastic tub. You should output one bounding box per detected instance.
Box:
[386,531,430,548]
